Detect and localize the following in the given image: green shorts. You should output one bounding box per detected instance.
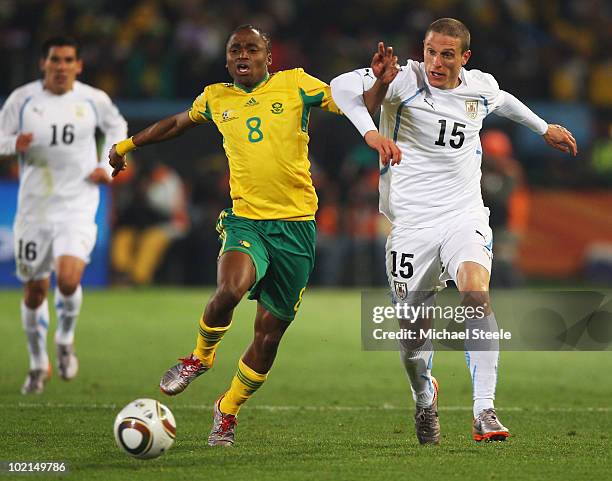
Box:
[216,209,316,322]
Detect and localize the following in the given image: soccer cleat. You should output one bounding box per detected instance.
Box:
[56,343,79,380]
[207,395,237,447]
[159,354,210,395]
[472,408,510,442]
[415,376,440,445]
[21,366,51,395]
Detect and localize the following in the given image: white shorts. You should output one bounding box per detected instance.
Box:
[386,208,493,302]
[13,220,97,282]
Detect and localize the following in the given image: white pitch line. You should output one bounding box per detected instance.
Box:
[5,403,611,413]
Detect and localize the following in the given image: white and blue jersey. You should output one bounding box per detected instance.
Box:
[0,80,127,224]
[331,61,547,228]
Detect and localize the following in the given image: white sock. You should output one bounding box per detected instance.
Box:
[399,337,435,408]
[54,285,82,345]
[21,299,50,371]
[465,312,499,417]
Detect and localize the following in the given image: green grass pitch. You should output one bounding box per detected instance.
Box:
[1,288,610,480]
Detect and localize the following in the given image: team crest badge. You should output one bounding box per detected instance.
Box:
[394,281,408,301]
[221,110,238,122]
[465,100,478,119]
[271,102,284,114]
[18,262,32,278]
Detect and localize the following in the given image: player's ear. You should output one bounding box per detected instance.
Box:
[266,51,272,67]
[461,49,471,66]
[75,58,83,75]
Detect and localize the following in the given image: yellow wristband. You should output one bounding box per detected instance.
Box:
[116,137,136,156]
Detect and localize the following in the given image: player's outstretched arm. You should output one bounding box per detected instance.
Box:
[364,42,400,115]
[493,90,577,156]
[109,111,196,177]
[542,124,578,156]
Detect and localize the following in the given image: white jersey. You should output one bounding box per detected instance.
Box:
[331,61,547,228]
[0,80,127,224]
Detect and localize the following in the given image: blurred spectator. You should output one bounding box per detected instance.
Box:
[481,129,529,287]
[111,159,189,285]
[345,169,384,286]
[314,182,349,286]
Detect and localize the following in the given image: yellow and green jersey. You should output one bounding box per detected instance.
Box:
[189,68,341,220]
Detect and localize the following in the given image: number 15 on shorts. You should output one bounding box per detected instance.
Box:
[390,251,414,279]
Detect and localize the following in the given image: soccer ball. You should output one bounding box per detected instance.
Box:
[113,398,176,459]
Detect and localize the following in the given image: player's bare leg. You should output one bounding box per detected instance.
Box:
[160,251,255,395]
[457,261,509,441]
[399,315,440,444]
[54,255,86,381]
[209,304,289,446]
[21,278,51,394]
[242,304,290,373]
[204,251,255,328]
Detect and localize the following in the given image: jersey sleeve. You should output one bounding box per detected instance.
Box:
[296,69,342,115]
[495,90,548,135]
[330,69,378,137]
[93,90,128,175]
[188,87,214,124]
[0,90,23,155]
[479,72,548,135]
[348,67,405,104]
[478,72,505,113]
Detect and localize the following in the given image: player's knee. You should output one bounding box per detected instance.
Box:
[460,289,490,309]
[24,282,48,308]
[212,283,246,311]
[56,277,80,296]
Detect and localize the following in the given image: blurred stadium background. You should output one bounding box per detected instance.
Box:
[0,0,610,287]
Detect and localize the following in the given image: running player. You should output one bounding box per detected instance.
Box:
[0,36,127,394]
[330,18,577,444]
[109,25,346,446]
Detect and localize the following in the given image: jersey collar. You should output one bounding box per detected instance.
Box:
[41,79,78,96]
[233,73,270,93]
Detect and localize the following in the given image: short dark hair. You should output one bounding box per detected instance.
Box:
[425,18,471,52]
[41,36,81,59]
[226,24,271,53]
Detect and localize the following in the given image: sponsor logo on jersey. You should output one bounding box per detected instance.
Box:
[221,110,238,122]
[239,240,251,248]
[423,98,435,110]
[32,106,44,116]
[465,100,479,119]
[244,97,259,107]
[270,102,284,114]
[394,281,408,300]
